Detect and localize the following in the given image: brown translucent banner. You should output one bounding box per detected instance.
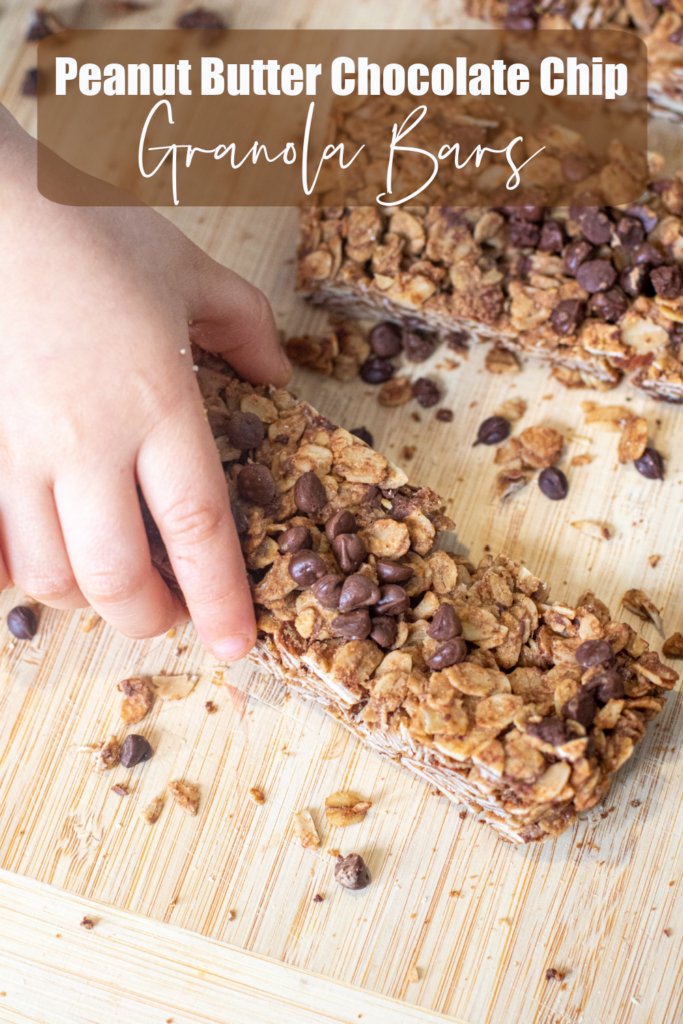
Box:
[36,29,648,208]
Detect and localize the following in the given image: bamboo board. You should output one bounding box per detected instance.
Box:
[2,1,683,1022]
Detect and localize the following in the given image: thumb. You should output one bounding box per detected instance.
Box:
[186,255,291,388]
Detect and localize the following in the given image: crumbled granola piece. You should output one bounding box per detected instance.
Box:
[545,968,566,982]
[570,454,594,467]
[169,781,200,816]
[139,797,164,824]
[648,555,661,568]
[152,674,198,701]
[663,633,683,658]
[618,416,649,464]
[80,917,94,930]
[570,520,612,541]
[324,791,372,827]
[517,426,564,468]
[407,966,420,983]
[292,809,320,850]
[582,403,634,431]
[378,377,413,407]
[495,468,532,500]
[623,589,665,636]
[91,736,121,772]
[485,345,521,374]
[118,677,155,725]
[249,787,266,805]
[494,398,527,422]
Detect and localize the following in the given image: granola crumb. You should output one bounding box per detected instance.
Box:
[249,787,266,805]
[169,781,200,816]
[111,785,129,797]
[664,928,672,937]
[227,910,236,921]
[293,809,320,850]
[205,700,218,714]
[152,674,198,701]
[435,409,453,422]
[140,796,165,825]
[324,791,372,827]
[663,633,683,658]
[80,917,94,930]
[401,445,416,461]
[448,890,460,897]
[570,520,612,541]
[631,800,642,808]
[312,893,324,903]
[411,411,421,422]
[166,628,176,639]
[81,614,100,633]
[570,454,594,467]
[407,966,420,983]
[91,735,121,773]
[118,677,155,726]
[459,811,467,819]
[545,968,566,982]
[649,555,662,568]
[622,589,665,636]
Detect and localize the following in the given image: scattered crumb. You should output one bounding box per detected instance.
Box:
[411,411,421,422]
[630,799,642,808]
[174,645,187,656]
[622,589,665,637]
[459,811,467,819]
[618,416,648,463]
[81,613,100,633]
[91,736,121,773]
[435,409,453,422]
[166,627,177,639]
[407,966,420,983]
[312,893,324,903]
[448,890,460,897]
[139,796,165,825]
[545,968,566,982]
[118,677,155,726]
[292,809,320,850]
[324,791,372,827]
[570,520,612,541]
[649,554,662,568]
[328,848,341,860]
[664,928,672,937]
[485,345,520,375]
[663,632,683,658]
[80,917,94,930]
[542,394,553,400]
[205,700,218,714]
[570,453,594,467]
[249,787,266,805]
[111,785,129,797]
[169,781,200,816]
[494,397,526,422]
[227,910,236,921]
[402,445,416,460]
[582,401,633,431]
[152,674,198,701]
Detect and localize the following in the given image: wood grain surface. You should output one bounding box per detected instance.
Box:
[2,1,683,1022]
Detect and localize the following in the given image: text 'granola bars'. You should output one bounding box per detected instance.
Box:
[296,166,683,402]
[147,349,677,844]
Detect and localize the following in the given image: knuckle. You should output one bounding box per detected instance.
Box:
[161,499,226,549]
[79,566,148,605]
[19,573,78,605]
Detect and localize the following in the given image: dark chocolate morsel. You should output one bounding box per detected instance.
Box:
[288,550,327,587]
[120,734,153,768]
[538,467,568,500]
[575,638,612,668]
[562,686,598,728]
[332,533,367,573]
[427,604,462,641]
[374,584,409,617]
[7,606,38,640]
[376,561,414,584]
[293,471,327,514]
[634,447,665,480]
[236,464,277,506]
[325,509,357,541]
[339,574,381,613]
[425,637,468,670]
[312,574,345,609]
[474,416,510,446]
[370,616,398,648]
[330,610,372,640]
[227,411,265,450]
[278,525,312,554]
[370,322,403,357]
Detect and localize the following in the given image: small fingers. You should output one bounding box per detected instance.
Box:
[137,400,255,660]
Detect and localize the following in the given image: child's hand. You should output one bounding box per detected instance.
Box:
[0,106,290,660]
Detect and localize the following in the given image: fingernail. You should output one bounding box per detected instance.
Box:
[212,634,253,661]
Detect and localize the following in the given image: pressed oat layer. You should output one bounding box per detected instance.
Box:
[297,172,683,401]
[148,349,677,844]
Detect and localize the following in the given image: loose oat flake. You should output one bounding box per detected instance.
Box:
[292,809,320,850]
[152,674,198,701]
[139,797,164,825]
[324,791,372,827]
[622,589,665,637]
[570,520,612,541]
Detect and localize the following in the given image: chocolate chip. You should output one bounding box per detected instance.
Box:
[331,610,371,640]
[427,603,462,641]
[227,411,265,450]
[507,0,536,12]
[360,357,395,384]
[325,509,358,541]
[633,242,665,268]
[503,13,537,27]
[278,525,312,554]
[288,550,327,587]
[374,584,409,617]
[615,216,644,250]
[236,464,277,506]
[576,638,612,668]
[332,533,367,573]
[576,208,612,245]
[563,239,594,276]
[526,716,568,746]
[538,220,566,253]
[370,616,398,648]
[650,265,683,300]
[538,466,568,500]
[588,287,628,323]
[376,561,414,584]
[293,471,327,514]
[350,426,373,446]
[592,669,625,703]
[561,153,593,183]
[516,255,532,277]
[121,734,153,768]
[446,330,469,352]
[334,853,371,890]
[21,68,38,96]
[370,322,402,357]
[575,260,617,293]
[626,204,658,233]
[474,416,510,446]
[175,6,227,28]
[412,378,440,407]
[619,263,649,298]
[550,298,586,335]
[425,637,468,670]
[509,219,540,248]
[6,606,38,640]
[339,574,380,613]
[634,447,665,480]
[312,573,345,609]
[504,203,544,222]
[562,687,597,728]
[402,331,435,362]
[436,409,454,422]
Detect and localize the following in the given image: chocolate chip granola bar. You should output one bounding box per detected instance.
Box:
[297,172,683,401]
[148,349,677,844]
[465,0,683,121]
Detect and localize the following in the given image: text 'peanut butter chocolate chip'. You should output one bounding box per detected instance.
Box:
[428,603,462,641]
[370,616,398,648]
[538,220,565,252]
[288,550,327,587]
[562,687,597,728]
[403,331,435,363]
[374,584,409,617]
[360,356,394,384]
[370,322,402,358]
[426,637,467,670]
[615,216,645,250]
[332,533,366,573]
[278,525,312,554]
[376,560,414,584]
[293,471,327,514]
[592,669,625,703]
[237,464,277,506]
[312,574,345,609]
[538,466,568,500]
[331,610,371,640]
[576,259,616,293]
[526,717,568,747]
[334,853,371,891]
[563,239,594,276]
[121,734,153,768]
[588,287,628,323]
[576,638,613,668]
[412,378,441,407]
[634,447,665,480]
[325,509,357,541]
[550,298,585,335]
[474,416,510,446]
[339,574,380,613]
[576,208,612,245]
[650,265,683,300]
[350,426,373,446]
[227,411,265,450]
[6,606,38,640]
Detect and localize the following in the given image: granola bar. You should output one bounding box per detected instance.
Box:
[297,172,683,401]
[147,350,678,844]
[465,0,683,121]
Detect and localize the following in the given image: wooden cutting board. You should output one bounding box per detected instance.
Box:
[2,1,683,1021]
